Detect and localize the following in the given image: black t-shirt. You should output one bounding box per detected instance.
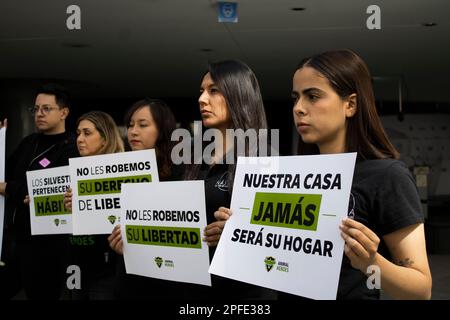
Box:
[197,162,231,226]
[337,158,424,299]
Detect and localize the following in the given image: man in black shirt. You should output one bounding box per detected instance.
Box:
[0,84,79,299]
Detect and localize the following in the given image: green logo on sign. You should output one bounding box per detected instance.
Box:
[108,215,116,224]
[54,218,60,226]
[264,256,276,272]
[155,257,163,268]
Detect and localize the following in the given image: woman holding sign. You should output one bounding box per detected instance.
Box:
[289,50,431,299]
[107,98,182,299]
[64,111,124,299]
[184,60,276,300]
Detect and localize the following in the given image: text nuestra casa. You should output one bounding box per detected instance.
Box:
[243,173,342,190]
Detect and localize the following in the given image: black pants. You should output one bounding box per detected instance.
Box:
[16,235,70,300]
[0,230,22,299]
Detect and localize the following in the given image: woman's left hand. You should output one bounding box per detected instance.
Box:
[340,217,380,273]
[108,225,123,255]
[204,207,232,247]
[64,188,73,212]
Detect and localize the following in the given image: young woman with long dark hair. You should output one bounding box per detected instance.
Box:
[290,50,431,299]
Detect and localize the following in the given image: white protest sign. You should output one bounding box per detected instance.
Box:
[26,166,71,235]
[0,126,5,258]
[209,153,357,300]
[69,149,159,235]
[121,181,211,287]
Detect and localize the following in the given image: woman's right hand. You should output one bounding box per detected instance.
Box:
[64,188,73,212]
[108,224,123,255]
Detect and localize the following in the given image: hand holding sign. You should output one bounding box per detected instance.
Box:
[0,118,6,129]
[64,188,73,211]
[108,224,123,255]
[215,207,232,221]
[209,154,357,299]
[203,207,232,247]
[340,217,380,272]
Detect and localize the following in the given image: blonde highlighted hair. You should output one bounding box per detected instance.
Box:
[77,111,124,154]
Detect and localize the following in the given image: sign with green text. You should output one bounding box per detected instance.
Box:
[26,166,72,235]
[210,154,357,300]
[121,181,211,286]
[69,149,159,235]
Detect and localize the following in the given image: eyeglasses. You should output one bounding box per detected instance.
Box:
[29,105,60,115]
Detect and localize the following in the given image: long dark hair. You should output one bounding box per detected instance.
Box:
[184,60,269,189]
[124,98,176,180]
[295,50,399,160]
[209,60,267,131]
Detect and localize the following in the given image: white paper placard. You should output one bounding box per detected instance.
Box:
[121,181,211,287]
[69,149,159,235]
[209,153,357,300]
[26,166,72,235]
